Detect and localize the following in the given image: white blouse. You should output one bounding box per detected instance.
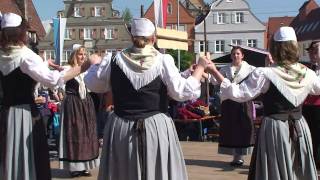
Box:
[0,46,64,88]
[220,67,320,107]
[84,52,201,102]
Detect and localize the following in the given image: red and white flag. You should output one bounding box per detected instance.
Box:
[154,0,168,28]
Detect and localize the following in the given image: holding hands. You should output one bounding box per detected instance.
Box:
[189,56,225,84]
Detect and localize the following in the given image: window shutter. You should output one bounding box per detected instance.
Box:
[112,28,118,39]
[80,7,85,17]
[223,13,227,24]
[231,13,235,24]
[195,41,199,53]
[101,28,105,39]
[72,29,76,39]
[212,13,217,24]
[92,29,97,39]
[102,7,106,16]
[243,13,248,24]
[68,29,73,39]
[208,41,214,52]
[91,7,95,16]
[80,29,84,39]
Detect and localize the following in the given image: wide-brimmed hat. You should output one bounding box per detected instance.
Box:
[306,41,320,51]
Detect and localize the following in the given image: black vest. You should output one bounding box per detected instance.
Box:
[0,68,36,106]
[111,60,168,120]
[263,83,302,119]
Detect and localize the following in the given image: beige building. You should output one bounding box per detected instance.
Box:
[38,0,132,65]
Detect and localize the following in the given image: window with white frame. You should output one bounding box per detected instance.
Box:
[95,6,103,17]
[167,3,173,14]
[215,40,225,53]
[178,24,186,31]
[217,13,225,24]
[199,41,205,52]
[62,50,72,63]
[232,39,241,46]
[226,0,233,2]
[247,39,257,47]
[64,28,71,40]
[74,7,81,17]
[235,12,244,23]
[44,50,56,61]
[104,27,114,39]
[84,28,92,40]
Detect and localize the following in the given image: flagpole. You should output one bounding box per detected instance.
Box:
[177,0,180,71]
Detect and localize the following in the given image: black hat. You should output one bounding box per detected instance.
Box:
[306,41,320,51]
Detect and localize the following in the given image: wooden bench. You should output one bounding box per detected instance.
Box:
[174,115,221,141]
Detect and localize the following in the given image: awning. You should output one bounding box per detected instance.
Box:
[213,45,269,67]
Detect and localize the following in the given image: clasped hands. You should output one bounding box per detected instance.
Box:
[190,56,218,79]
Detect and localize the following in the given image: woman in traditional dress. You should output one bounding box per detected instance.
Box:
[0,13,90,180]
[206,26,319,180]
[59,44,99,177]
[209,46,256,166]
[84,17,209,180]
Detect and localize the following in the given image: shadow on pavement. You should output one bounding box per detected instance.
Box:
[185,159,250,171]
[51,168,71,178]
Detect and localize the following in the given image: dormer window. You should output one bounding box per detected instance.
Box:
[74,7,81,17]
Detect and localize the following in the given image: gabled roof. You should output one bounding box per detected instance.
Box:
[144,0,195,24]
[267,16,294,39]
[0,0,22,16]
[0,0,46,39]
[188,0,206,9]
[290,0,320,41]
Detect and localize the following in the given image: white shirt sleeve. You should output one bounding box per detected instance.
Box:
[20,54,64,88]
[84,53,112,93]
[220,68,270,102]
[309,72,320,95]
[160,54,201,101]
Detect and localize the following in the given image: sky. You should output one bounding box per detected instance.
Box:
[33,0,320,22]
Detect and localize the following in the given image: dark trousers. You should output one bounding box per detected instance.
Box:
[302,105,320,169]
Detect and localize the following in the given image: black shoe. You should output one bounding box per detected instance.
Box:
[230,160,244,167]
[81,170,92,176]
[70,171,81,177]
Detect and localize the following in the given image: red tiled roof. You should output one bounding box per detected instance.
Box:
[0,0,46,39]
[267,16,295,39]
[291,0,320,41]
[26,0,46,38]
[265,16,294,48]
[0,0,22,15]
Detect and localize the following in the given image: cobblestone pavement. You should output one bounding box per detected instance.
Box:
[51,141,252,180]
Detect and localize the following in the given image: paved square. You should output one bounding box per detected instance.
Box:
[51,142,251,180]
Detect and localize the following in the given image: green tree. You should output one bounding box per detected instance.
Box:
[167,49,195,71]
[122,8,133,24]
